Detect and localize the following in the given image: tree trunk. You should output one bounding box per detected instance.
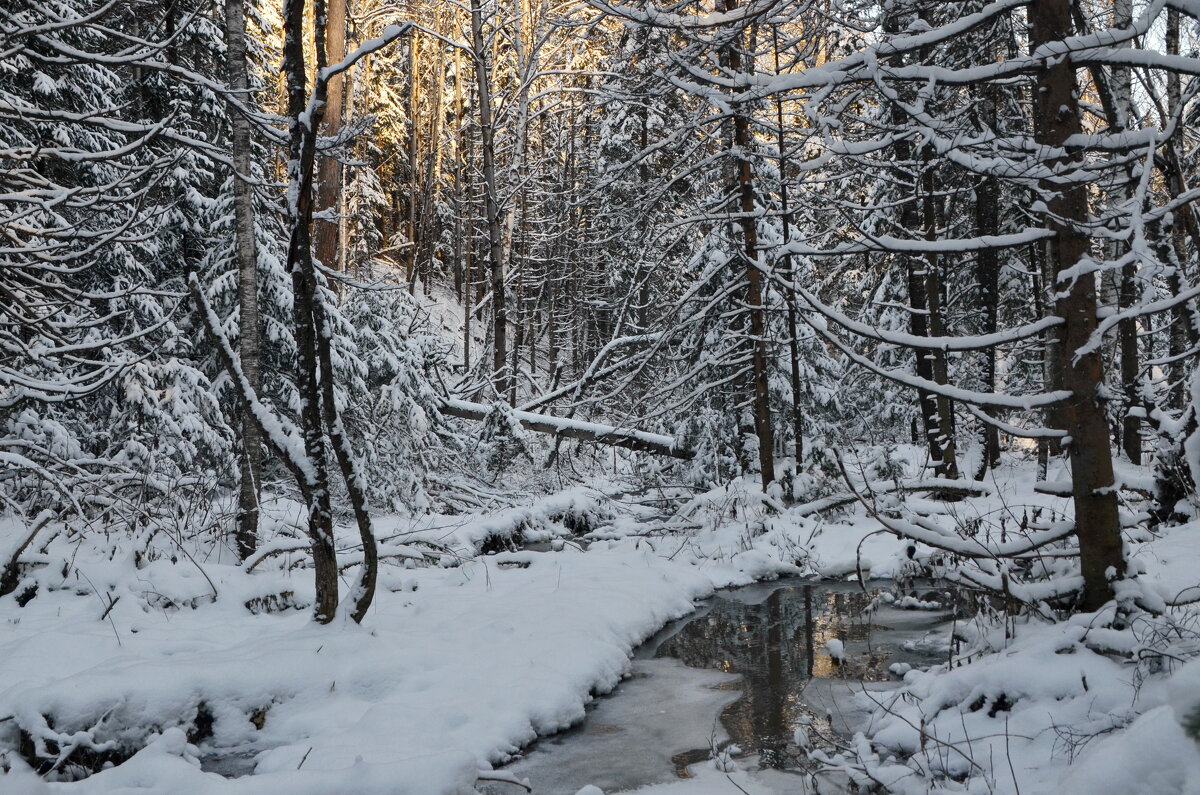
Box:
[723,0,775,491]
[773,25,804,465]
[469,0,509,399]
[884,5,951,478]
[419,41,446,295]
[282,0,340,624]
[1109,0,1141,463]
[223,0,262,561]
[921,145,959,481]
[1164,7,1200,407]
[1031,0,1124,611]
[313,0,348,272]
[974,172,1002,476]
[442,398,693,459]
[406,38,421,289]
[973,31,1001,477]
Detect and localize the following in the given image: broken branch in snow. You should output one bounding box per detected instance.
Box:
[440,398,695,460]
[793,478,992,518]
[0,514,52,598]
[474,771,532,792]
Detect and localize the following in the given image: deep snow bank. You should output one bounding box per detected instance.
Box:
[0,540,716,793]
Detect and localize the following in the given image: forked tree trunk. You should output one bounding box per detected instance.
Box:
[1031,0,1124,611]
[223,0,262,560]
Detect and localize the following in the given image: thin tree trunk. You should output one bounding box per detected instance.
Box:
[975,172,1002,476]
[469,0,509,399]
[723,0,775,490]
[1108,0,1141,462]
[1164,8,1199,406]
[282,0,339,623]
[313,0,348,272]
[921,145,959,481]
[1031,0,1124,611]
[406,38,421,289]
[223,0,262,560]
[973,28,1001,477]
[419,41,445,295]
[884,5,949,476]
[773,25,804,465]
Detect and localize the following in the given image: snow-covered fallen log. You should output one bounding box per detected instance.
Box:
[440,398,695,460]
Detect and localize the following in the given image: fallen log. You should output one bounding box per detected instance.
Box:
[440,398,694,460]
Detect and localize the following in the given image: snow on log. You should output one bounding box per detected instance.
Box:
[440,398,694,460]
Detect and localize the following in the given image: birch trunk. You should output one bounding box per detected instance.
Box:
[223,0,262,560]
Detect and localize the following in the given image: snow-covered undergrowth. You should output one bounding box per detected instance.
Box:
[2,449,1199,793]
[0,502,717,793]
[824,595,1200,795]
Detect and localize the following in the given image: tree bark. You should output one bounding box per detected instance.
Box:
[313,0,349,272]
[1030,0,1124,611]
[282,0,340,624]
[1110,0,1141,463]
[223,0,262,561]
[974,171,1002,475]
[920,144,959,481]
[469,0,509,399]
[773,24,804,465]
[723,0,775,491]
[884,5,952,479]
[405,38,421,289]
[973,28,1001,477]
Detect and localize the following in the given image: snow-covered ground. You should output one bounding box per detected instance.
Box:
[2,454,1200,794]
[0,522,718,793]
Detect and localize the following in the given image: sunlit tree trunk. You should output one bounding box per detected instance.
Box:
[281,0,339,623]
[469,0,510,399]
[313,0,348,273]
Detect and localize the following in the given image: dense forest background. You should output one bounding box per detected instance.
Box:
[5,0,1200,791]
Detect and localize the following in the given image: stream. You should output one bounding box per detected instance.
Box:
[486,578,957,794]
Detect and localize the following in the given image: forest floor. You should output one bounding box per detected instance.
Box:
[1,453,1200,793]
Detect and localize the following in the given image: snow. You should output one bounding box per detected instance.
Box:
[442,397,687,456]
[0,521,718,793]
[492,659,739,794]
[4,452,1200,794]
[617,766,778,794]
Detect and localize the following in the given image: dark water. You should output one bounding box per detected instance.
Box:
[637,579,955,770]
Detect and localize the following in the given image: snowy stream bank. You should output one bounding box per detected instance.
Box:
[487,579,956,794]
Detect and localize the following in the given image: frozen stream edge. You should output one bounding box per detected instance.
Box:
[486,579,955,795]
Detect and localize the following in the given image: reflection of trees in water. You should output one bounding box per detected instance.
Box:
[655,586,885,769]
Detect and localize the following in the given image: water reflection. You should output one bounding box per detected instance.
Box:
[652,582,942,769]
